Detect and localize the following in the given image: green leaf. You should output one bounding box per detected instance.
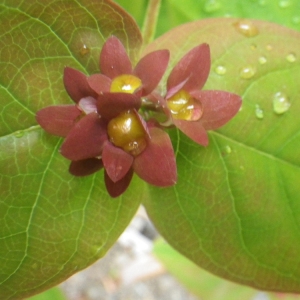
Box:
[0,0,142,137]
[28,287,66,300]
[153,239,259,300]
[113,0,148,29]
[154,239,300,300]
[143,19,300,292]
[156,0,300,36]
[0,1,143,299]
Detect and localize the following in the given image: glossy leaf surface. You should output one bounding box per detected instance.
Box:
[156,0,300,37]
[143,18,300,292]
[0,0,143,299]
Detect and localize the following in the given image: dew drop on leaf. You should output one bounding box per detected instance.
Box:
[203,0,222,13]
[278,0,292,8]
[258,0,267,6]
[224,145,232,154]
[255,104,264,119]
[286,52,296,62]
[240,65,256,79]
[233,20,259,37]
[214,65,227,75]
[79,44,90,56]
[292,16,300,24]
[272,92,291,114]
[258,56,267,64]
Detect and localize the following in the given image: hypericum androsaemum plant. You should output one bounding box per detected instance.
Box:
[36,36,240,198]
[1,0,300,299]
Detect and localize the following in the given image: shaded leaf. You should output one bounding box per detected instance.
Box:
[143,19,300,292]
[0,0,143,298]
[0,128,143,299]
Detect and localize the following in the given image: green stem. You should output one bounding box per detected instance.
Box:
[142,0,162,46]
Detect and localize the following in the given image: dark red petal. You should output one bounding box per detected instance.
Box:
[63,67,96,103]
[69,158,103,176]
[36,105,81,137]
[133,127,177,187]
[60,112,107,161]
[174,119,209,146]
[100,36,133,78]
[191,90,242,130]
[97,93,141,121]
[87,74,112,94]
[104,168,134,198]
[165,78,189,99]
[102,141,133,183]
[134,49,170,96]
[167,43,210,93]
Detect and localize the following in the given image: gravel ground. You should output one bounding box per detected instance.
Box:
[60,207,198,300]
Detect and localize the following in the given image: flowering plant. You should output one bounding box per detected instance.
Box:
[36,36,241,197]
[1,0,300,298]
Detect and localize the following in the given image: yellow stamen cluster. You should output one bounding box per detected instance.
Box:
[167,89,196,120]
[110,74,142,94]
[107,110,147,156]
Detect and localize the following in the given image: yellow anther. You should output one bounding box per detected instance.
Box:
[167,89,196,120]
[107,110,147,156]
[110,74,142,94]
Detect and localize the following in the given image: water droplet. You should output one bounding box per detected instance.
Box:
[14,130,24,138]
[204,0,222,13]
[224,145,232,154]
[278,0,292,8]
[292,16,300,24]
[255,104,264,119]
[240,65,256,79]
[272,92,291,114]
[79,44,90,56]
[214,65,227,75]
[258,56,267,64]
[258,0,267,6]
[233,20,259,37]
[286,52,296,62]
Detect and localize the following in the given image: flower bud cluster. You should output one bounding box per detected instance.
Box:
[36,36,241,197]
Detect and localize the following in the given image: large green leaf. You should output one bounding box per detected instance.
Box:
[156,0,300,36]
[112,0,148,29]
[0,1,143,299]
[143,19,300,292]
